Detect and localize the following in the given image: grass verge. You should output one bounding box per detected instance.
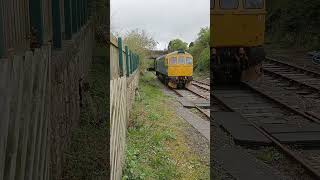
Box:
[193,70,209,81]
[123,72,209,180]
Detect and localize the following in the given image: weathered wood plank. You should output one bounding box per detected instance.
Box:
[5,54,24,180]
[0,58,11,180]
[15,51,35,180]
[24,48,43,180]
[32,46,49,180]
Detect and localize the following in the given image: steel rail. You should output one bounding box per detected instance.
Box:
[265,57,320,77]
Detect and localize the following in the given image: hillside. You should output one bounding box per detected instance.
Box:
[266,0,320,49]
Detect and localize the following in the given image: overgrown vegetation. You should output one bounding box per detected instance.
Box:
[123,29,157,73]
[62,56,109,179]
[166,27,210,75]
[189,27,210,73]
[168,39,188,52]
[266,0,320,49]
[123,72,209,179]
[256,147,283,164]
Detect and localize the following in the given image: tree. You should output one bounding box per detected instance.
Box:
[189,42,194,48]
[123,29,157,72]
[189,27,210,72]
[167,39,188,52]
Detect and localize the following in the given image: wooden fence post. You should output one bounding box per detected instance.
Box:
[29,0,43,45]
[64,0,72,39]
[118,37,123,76]
[130,50,133,74]
[84,0,88,22]
[72,0,77,33]
[52,0,62,48]
[0,4,3,57]
[125,46,129,77]
[77,0,81,30]
[134,54,136,72]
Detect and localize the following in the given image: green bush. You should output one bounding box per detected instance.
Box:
[266,0,320,49]
[189,27,210,72]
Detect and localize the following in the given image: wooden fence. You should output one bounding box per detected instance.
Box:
[0,20,95,180]
[0,3,95,179]
[50,19,95,180]
[0,45,51,180]
[110,35,140,179]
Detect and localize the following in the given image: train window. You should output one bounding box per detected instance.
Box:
[220,0,239,9]
[186,58,193,64]
[178,57,185,64]
[244,0,264,9]
[170,57,177,64]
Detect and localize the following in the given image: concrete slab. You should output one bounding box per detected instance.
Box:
[256,117,286,124]
[215,146,282,180]
[196,107,210,118]
[213,112,271,145]
[272,132,320,145]
[261,123,320,146]
[176,97,195,108]
[176,107,210,140]
[262,124,320,133]
[194,102,210,108]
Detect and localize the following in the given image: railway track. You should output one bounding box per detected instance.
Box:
[211,57,320,178]
[212,83,320,179]
[171,81,210,119]
[255,58,320,121]
[264,57,320,95]
[166,56,320,178]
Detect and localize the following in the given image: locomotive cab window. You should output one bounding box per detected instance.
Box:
[244,0,264,9]
[170,57,177,64]
[178,57,185,64]
[220,0,239,9]
[186,57,193,64]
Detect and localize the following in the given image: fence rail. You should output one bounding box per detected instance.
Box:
[110,34,140,179]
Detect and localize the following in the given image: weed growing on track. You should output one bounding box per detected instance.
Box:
[256,147,283,164]
[123,72,209,180]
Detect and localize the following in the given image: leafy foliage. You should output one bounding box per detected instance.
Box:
[266,0,320,49]
[189,27,210,72]
[123,29,157,72]
[168,39,188,52]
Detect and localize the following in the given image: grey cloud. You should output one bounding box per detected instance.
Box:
[111,0,209,50]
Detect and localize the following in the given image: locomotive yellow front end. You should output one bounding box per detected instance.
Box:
[155,50,193,89]
[210,0,266,84]
[167,51,193,88]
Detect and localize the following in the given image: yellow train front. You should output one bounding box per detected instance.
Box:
[155,50,193,89]
[210,0,266,84]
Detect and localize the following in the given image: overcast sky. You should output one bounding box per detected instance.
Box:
[111,0,209,50]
